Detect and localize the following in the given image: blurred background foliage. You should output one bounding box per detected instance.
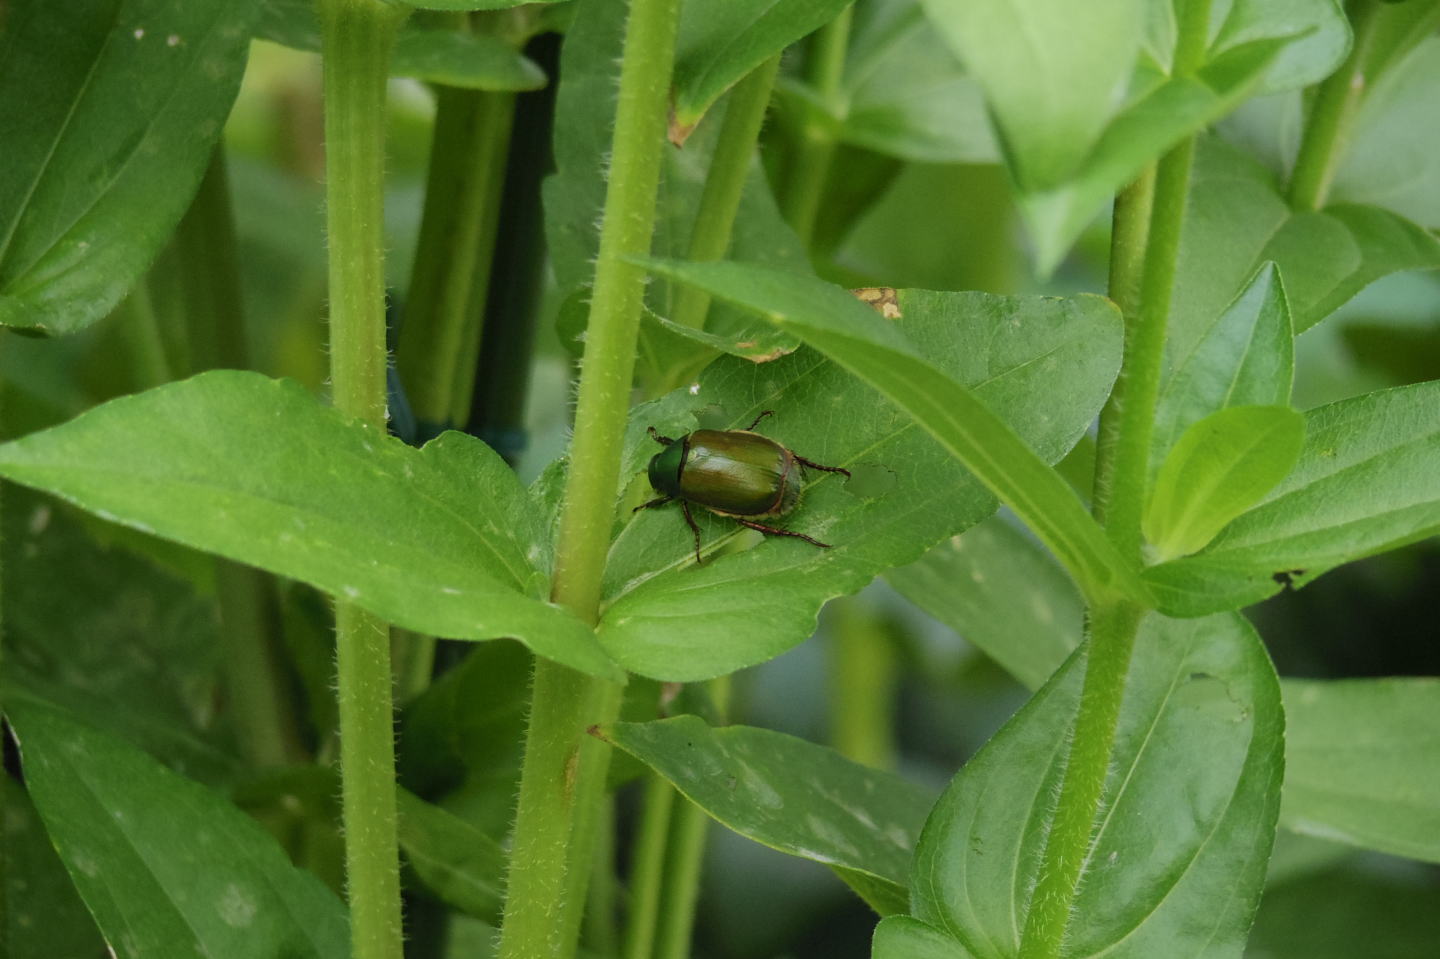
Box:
[4,4,1439,955]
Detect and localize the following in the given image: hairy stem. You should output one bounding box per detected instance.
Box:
[318,2,408,957]
[498,0,681,955]
[667,55,781,332]
[1288,0,1381,212]
[779,7,852,244]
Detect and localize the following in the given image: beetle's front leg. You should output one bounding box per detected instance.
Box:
[647,426,675,446]
[633,496,672,513]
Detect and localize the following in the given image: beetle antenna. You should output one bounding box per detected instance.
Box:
[745,409,776,431]
[647,425,674,446]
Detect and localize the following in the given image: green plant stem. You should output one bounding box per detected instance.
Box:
[668,55,781,332]
[623,775,678,959]
[117,283,173,389]
[398,85,516,430]
[1025,5,1209,957]
[1017,601,1143,959]
[498,0,681,955]
[653,675,730,959]
[779,7,852,244]
[828,598,897,770]
[1287,0,1381,212]
[318,3,408,958]
[1092,167,1156,524]
[167,148,306,770]
[585,793,621,955]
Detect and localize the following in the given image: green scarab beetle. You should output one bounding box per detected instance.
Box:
[636,410,851,564]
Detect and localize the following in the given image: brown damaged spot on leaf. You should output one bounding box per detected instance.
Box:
[741,347,790,364]
[851,287,901,319]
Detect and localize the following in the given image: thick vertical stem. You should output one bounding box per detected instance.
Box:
[828,600,898,770]
[779,8,852,244]
[1018,602,1143,959]
[1025,4,1211,956]
[317,2,407,958]
[1288,0,1381,212]
[498,0,681,955]
[1091,167,1155,524]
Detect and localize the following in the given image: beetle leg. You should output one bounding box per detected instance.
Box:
[794,455,851,479]
[647,426,675,446]
[735,518,832,549]
[744,409,776,431]
[680,500,704,564]
[633,496,672,513]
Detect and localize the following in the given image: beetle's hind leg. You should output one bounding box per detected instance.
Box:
[681,501,704,565]
[647,426,675,446]
[735,518,832,549]
[633,496,672,513]
[794,455,851,479]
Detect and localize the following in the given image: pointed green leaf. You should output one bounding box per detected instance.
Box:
[630,260,1141,612]
[599,279,1124,679]
[255,0,547,91]
[7,693,349,959]
[0,0,257,334]
[5,778,106,958]
[1144,405,1306,561]
[671,0,855,132]
[1144,380,1440,616]
[919,0,1143,190]
[0,371,621,679]
[1020,37,1288,273]
[1153,262,1294,477]
[1282,678,1440,863]
[911,613,1283,958]
[397,789,507,921]
[598,715,935,912]
[1210,0,1351,93]
[1170,138,1440,357]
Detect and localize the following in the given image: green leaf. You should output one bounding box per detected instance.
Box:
[598,715,935,912]
[910,613,1283,958]
[1144,405,1306,562]
[397,789,507,921]
[885,516,1083,691]
[407,0,565,10]
[0,371,621,680]
[1333,35,1440,229]
[1247,861,1440,958]
[0,0,256,334]
[1170,138,1440,356]
[872,916,974,959]
[255,0,547,91]
[631,260,1140,610]
[671,0,854,132]
[1210,0,1350,93]
[837,0,999,165]
[1153,261,1294,477]
[1280,678,1440,863]
[3,487,238,784]
[6,693,349,959]
[5,778,106,958]
[919,0,1143,190]
[1144,380,1440,616]
[599,279,1125,680]
[1020,36,1289,274]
